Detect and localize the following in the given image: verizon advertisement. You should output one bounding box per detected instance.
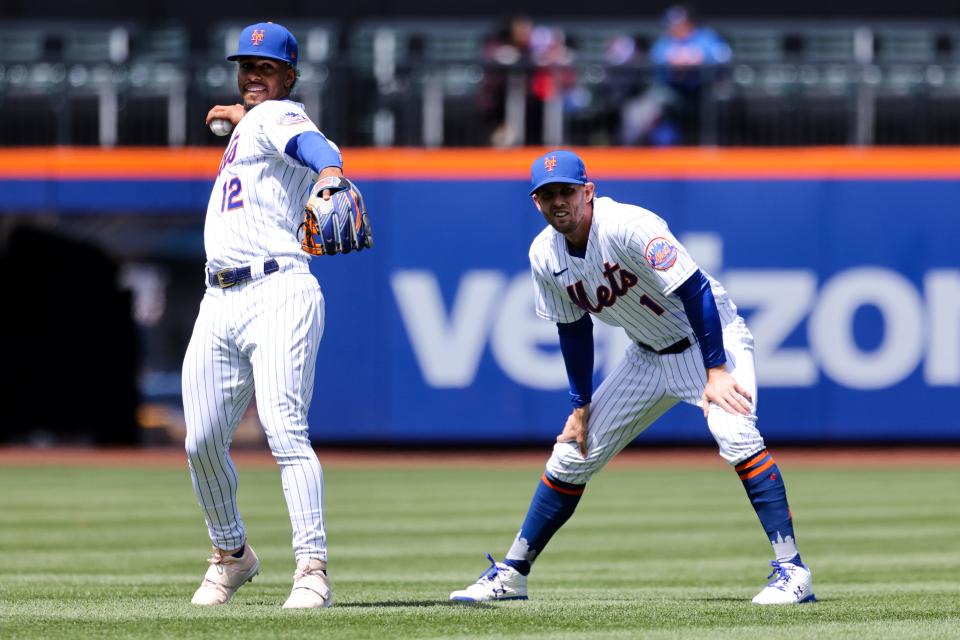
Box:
[309,177,959,443]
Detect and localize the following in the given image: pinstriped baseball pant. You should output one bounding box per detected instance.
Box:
[182,271,328,561]
[546,317,765,484]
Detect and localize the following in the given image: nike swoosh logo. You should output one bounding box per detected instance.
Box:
[553,268,569,277]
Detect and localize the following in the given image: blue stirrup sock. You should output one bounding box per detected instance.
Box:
[503,473,585,576]
[736,449,802,565]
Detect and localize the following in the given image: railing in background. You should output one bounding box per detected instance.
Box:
[1,19,959,148]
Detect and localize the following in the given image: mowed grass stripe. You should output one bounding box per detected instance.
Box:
[0,462,957,639]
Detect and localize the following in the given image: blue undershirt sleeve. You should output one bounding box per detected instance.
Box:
[674,269,726,369]
[557,314,594,407]
[284,131,343,174]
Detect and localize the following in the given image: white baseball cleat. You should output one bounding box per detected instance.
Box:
[449,554,528,602]
[282,558,333,609]
[191,543,260,605]
[752,560,816,605]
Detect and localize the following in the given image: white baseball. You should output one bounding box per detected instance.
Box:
[209,119,233,137]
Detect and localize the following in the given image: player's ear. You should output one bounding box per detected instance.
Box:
[531,194,544,213]
[584,182,596,203]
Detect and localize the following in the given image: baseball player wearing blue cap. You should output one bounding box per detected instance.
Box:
[450,150,815,605]
[184,21,350,609]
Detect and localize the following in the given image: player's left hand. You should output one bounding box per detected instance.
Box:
[702,367,753,418]
[299,174,373,256]
[557,405,590,458]
[314,167,346,200]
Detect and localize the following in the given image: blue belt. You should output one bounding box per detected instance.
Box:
[209,258,280,289]
[637,337,692,355]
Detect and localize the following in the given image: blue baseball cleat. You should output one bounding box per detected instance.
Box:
[449,554,529,602]
[752,560,816,605]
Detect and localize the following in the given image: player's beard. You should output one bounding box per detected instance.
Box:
[551,205,580,232]
[241,88,269,110]
[554,202,593,248]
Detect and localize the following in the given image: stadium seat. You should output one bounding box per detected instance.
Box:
[123,25,190,146]
[2,17,960,147]
[348,19,494,145]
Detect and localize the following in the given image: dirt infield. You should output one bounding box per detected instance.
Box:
[0,446,957,469]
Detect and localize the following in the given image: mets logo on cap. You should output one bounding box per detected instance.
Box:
[644,237,678,270]
[544,156,558,172]
[251,29,265,45]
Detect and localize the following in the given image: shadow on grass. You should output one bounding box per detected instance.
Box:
[338,600,495,608]
[232,599,493,609]
[687,597,748,603]
[688,596,825,604]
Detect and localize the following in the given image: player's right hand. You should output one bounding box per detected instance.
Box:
[702,367,753,418]
[205,104,246,126]
[557,405,590,459]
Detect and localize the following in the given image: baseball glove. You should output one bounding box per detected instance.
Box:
[299,176,373,256]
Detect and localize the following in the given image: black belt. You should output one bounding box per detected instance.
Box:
[208,258,280,289]
[637,337,692,355]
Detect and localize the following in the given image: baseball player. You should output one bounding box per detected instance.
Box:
[450,150,815,605]
[182,21,356,608]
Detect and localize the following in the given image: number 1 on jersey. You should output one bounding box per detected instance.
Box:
[639,294,666,316]
[221,177,243,212]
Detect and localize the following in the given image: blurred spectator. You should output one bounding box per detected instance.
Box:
[620,5,731,146]
[480,15,577,146]
[596,33,647,145]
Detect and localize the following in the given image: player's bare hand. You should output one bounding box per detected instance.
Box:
[557,405,590,458]
[205,104,246,126]
[701,367,753,418]
[315,167,346,200]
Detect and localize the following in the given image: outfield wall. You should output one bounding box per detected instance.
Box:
[2,148,958,443]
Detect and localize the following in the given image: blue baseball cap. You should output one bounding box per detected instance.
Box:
[529,150,589,195]
[227,22,298,67]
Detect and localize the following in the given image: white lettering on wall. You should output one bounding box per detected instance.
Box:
[809,268,925,390]
[724,271,818,387]
[391,270,504,387]
[925,270,960,385]
[393,267,959,391]
[490,274,567,389]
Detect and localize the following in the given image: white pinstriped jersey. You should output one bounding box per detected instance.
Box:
[185,99,337,562]
[204,99,341,272]
[530,196,740,350]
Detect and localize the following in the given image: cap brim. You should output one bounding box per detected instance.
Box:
[529,177,586,196]
[226,53,294,65]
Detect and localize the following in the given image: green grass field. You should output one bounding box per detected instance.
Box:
[1,456,958,639]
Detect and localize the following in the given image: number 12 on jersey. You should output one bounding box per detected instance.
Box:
[221,177,244,212]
